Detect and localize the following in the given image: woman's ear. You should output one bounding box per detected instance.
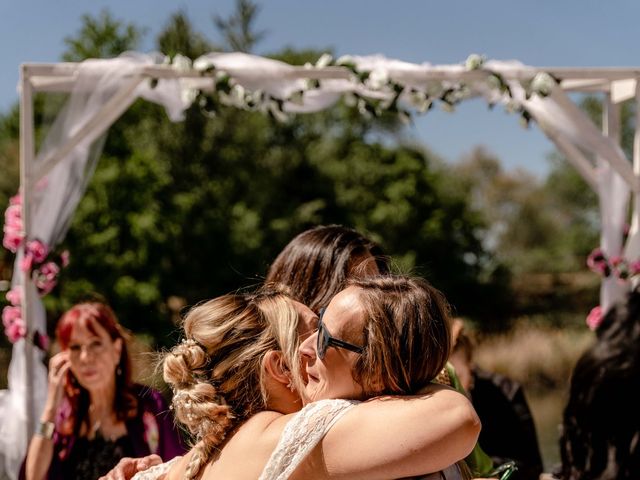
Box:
[263,351,291,387]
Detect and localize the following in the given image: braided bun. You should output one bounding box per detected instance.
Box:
[162,289,301,479]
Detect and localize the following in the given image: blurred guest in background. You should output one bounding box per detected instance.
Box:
[265,224,389,313]
[23,302,184,480]
[543,289,640,480]
[449,320,543,480]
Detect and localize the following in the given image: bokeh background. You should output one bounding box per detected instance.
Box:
[2,0,635,469]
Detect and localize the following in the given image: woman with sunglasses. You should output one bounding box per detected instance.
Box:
[158,274,478,480]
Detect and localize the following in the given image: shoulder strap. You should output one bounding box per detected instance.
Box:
[258,399,358,480]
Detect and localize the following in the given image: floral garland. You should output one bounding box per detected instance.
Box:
[162,53,556,127]
[2,192,68,348]
[584,245,640,331]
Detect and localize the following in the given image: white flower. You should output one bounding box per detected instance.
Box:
[530,72,555,97]
[231,84,246,104]
[465,54,485,71]
[220,84,246,108]
[411,91,432,113]
[336,55,355,66]
[193,57,215,72]
[172,54,192,72]
[367,68,389,90]
[181,88,198,107]
[315,53,333,68]
[504,100,519,114]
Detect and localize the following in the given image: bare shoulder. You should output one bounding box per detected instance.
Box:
[250,410,295,446]
[164,450,193,480]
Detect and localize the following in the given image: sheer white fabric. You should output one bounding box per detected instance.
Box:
[4,51,635,478]
[0,52,192,480]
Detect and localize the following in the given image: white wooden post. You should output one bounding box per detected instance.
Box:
[632,81,640,236]
[19,64,36,440]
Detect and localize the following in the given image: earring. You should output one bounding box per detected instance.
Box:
[116,366,122,377]
[286,380,295,392]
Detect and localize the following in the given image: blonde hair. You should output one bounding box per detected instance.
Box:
[162,286,302,479]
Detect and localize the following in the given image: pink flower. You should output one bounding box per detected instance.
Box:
[3,227,24,253]
[5,319,27,343]
[6,287,22,306]
[586,306,603,331]
[2,306,22,328]
[586,247,610,277]
[4,204,22,227]
[34,262,60,295]
[9,194,21,206]
[630,260,640,275]
[60,250,70,268]
[26,240,49,263]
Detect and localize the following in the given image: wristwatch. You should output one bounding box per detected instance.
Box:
[36,420,55,439]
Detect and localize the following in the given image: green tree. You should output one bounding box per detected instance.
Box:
[62,9,145,62]
[157,11,214,59]
[213,0,266,52]
[1,3,510,346]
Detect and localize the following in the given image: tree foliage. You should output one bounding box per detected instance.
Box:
[1,2,516,342]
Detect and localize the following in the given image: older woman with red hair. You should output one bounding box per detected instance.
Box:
[22,302,184,480]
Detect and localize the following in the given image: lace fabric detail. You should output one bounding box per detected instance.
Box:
[131,456,180,480]
[258,398,357,480]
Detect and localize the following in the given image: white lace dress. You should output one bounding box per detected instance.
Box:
[259,398,465,480]
[131,398,464,480]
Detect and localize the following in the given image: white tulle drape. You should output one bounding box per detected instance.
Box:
[0,52,190,480]
[1,51,635,478]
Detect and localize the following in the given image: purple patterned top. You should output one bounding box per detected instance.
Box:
[21,384,186,480]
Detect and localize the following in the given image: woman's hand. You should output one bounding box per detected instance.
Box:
[97,454,163,480]
[42,351,71,419]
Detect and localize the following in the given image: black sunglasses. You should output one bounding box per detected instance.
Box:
[316,307,364,360]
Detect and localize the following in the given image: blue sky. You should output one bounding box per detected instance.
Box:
[2,0,638,177]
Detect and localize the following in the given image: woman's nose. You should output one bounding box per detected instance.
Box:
[299,332,317,358]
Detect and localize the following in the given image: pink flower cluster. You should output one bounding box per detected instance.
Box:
[3,194,24,253]
[2,192,69,347]
[586,247,640,282]
[1,286,50,349]
[2,290,25,343]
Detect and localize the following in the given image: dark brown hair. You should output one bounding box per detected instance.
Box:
[559,288,640,479]
[266,225,389,312]
[347,275,452,396]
